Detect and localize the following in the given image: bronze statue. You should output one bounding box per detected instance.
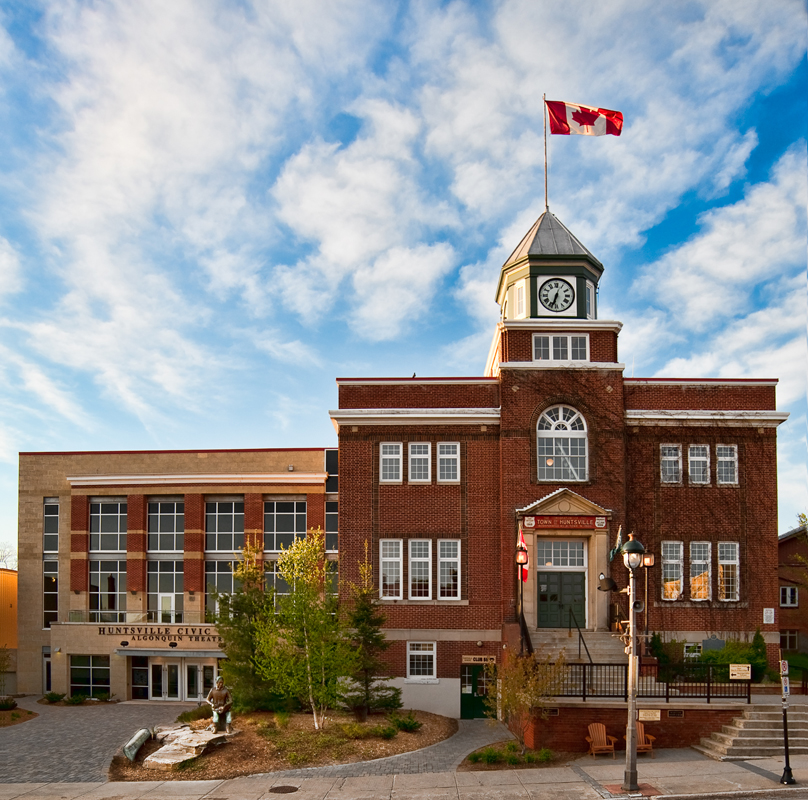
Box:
[206,676,233,734]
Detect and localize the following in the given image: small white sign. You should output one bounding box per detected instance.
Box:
[763,608,775,624]
[780,660,789,676]
[729,664,751,680]
[782,677,790,696]
[638,709,661,721]
[523,517,536,529]
[595,517,607,528]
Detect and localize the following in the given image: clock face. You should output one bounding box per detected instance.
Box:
[539,278,575,312]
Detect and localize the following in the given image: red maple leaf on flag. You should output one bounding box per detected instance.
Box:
[571,107,601,128]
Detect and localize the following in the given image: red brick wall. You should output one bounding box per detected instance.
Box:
[244,493,263,551]
[70,495,88,592]
[500,329,617,363]
[307,493,325,533]
[338,381,499,409]
[126,495,147,593]
[184,493,205,593]
[525,705,739,752]
[624,382,777,410]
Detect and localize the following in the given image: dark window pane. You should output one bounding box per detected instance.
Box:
[44,595,58,611]
[276,514,294,532]
[277,502,294,514]
[44,518,59,534]
[176,533,184,551]
[296,514,307,532]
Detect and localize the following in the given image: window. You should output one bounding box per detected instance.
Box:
[43,559,58,628]
[536,540,585,567]
[264,560,291,604]
[437,443,460,483]
[43,499,59,553]
[781,586,798,607]
[438,540,461,599]
[89,560,127,622]
[409,540,431,599]
[661,541,683,600]
[90,501,127,552]
[205,561,241,616]
[325,501,338,551]
[516,283,525,317]
[688,446,710,484]
[717,445,738,485]
[205,501,244,551]
[131,655,149,700]
[70,655,110,698]
[683,643,702,661]
[690,542,711,601]
[264,501,306,551]
[717,542,739,601]
[380,540,402,599]
[660,445,682,484]
[409,443,431,482]
[533,334,589,362]
[781,630,799,651]
[536,405,588,482]
[147,561,184,623]
[585,281,594,318]
[148,501,184,552]
[407,641,436,680]
[380,443,402,483]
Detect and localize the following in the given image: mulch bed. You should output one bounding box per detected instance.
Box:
[458,740,581,771]
[0,707,38,727]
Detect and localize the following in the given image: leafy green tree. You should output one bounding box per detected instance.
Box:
[341,543,401,721]
[255,527,354,730]
[483,651,567,754]
[213,539,281,712]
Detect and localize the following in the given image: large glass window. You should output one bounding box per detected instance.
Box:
[438,540,460,599]
[437,443,460,483]
[409,540,431,599]
[89,560,127,622]
[90,501,127,552]
[148,501,184,552]
[781,586,798,607]
[660,445,682,484]
[264,501,306,551]
[718,543,739,601]
[717,445,738,485]
[205,501,244,551]
[661,541,683,600]
[690,542,711,601]
[264,560,291,602]
[205,561,241,616]
[688,446,710,484]
[380,443,402,483]
[70,655,110,698]
[43,499,59,553]
[407,642,436,679]
[533,334,589,363]
[408,443,431,482]
[536,540,585,567]
[43,559,58,628]
[147,560,184,622]
[325,501,338,551]
[536,406,588,482]
[380,540,402,599]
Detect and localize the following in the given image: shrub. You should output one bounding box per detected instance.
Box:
[467,752,482,764]
[274,710,291,729]
[340,722,373,740]
[0,698,17,711]
[388,710,422,732]
[538,747,554,763]
[44,692,65,704]
[64,694,87,705]
[176,704,213,723]
[504,741,519,754]
[699,630,768,682]
[505,753,520,765]
[372,723,397,740]
[481,747,502,764]
[523,751,537,763]
[94,692,114,703]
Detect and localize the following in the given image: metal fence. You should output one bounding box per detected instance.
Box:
[557,662,752,703]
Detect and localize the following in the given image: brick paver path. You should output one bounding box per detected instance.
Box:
[0,696,196,783]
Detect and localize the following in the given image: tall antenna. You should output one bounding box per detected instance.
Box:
[543,93,549,211]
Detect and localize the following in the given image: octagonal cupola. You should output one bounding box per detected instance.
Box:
[496,210,604,320]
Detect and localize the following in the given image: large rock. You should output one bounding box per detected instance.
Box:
[143,728,239,770]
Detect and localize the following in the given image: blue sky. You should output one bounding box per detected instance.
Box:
[0,0,805,558]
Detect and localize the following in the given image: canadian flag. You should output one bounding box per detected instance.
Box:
[518,529,529,583]
[545,100,623,137]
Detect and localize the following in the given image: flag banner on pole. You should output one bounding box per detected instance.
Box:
[518,529,529,583]
[545,100,623,137]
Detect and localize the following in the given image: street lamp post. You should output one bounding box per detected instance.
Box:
[621,533,645,793]
[516,541,529,655]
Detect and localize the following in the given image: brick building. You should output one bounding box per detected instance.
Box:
[16,210,788,716]
[779,523,807,654]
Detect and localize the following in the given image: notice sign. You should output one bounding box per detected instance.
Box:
[522,516,597,529]
[461,655,496,665]
[780,660,789,676]
[638,709,661,721]
[763,608,775,624]
[782,677,790,696]
[729,664,751,680]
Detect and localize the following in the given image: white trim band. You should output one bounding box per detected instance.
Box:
[67,472,328,487]
[336,378,498,386]
[501,319,623,332]
[625,410,789,427]
[330,408,501,428]
[500,361,625,371]
[625,379,778,387]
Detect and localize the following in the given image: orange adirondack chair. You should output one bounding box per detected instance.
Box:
[635,721,656,757]
[586,722,617,758]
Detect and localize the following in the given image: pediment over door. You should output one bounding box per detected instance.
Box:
[516,488,611,519]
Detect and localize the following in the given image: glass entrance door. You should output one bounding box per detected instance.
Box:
[166,663,180,699]
[150,662,182,699]
[184,663,216,701]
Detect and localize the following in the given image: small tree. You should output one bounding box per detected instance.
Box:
[484,651,567,754]
[255,528,354,730]
[213,539,280,711]
[341,542,401,720]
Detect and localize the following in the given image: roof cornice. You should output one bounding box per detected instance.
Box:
[501,319,623,332]
[625,378,778,386]
[336,378,497,386]
[66,472,328,487]
[500,362,625,371]
[330,408,501,430]
[625,410,789,427]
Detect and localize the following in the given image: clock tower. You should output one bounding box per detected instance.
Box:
[496,210,603,320]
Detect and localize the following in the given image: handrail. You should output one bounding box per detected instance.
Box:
[519,609,534,655]
[568,607,593,663]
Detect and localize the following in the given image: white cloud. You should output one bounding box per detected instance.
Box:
[0,238,21,299]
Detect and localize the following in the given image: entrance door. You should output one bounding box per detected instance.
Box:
[460,665,492,719]
[537,571,586,628]
[165,663,180,699]
[184,663,217,701]
[150,662,182,699]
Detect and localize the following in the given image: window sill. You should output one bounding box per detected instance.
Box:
[654,600,748,608]
[405,678,439,684]
[381,599,468,606]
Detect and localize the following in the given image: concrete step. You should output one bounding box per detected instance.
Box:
[530,630,628,663]
[693,742,808,761]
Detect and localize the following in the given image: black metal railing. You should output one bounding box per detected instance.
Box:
[519,610,535,655]
[556,661,752,703]
[567,608,593,663]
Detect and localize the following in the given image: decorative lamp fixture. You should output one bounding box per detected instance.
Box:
[622,533,645,571]
[120,641,129,647]
[598,572,617,592]
[288,464,294,472]
[169,641,178,648]
[515,544,529,566]
[642,553,655,568]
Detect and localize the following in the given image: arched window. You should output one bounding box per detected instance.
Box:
[536,405,588,482]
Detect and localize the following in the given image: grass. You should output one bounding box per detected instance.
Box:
[176,705,214,723]
[464,742,560,769]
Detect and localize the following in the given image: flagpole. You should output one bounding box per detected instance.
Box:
[543,93,549,211]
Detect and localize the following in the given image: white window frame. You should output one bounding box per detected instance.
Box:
[89,499,127,553]
[515,282,525,317]
[408,539,432,600]
[533,333,589,363]
[660,444,682,484]
[437,443,460,484]
[536,405,588,482]
[43,499,59,553]
[438,540,461,599]
[688,445,710,485]
[380,539,403,600]
[408,442,431,483]
[661,541,683,600]
[585,281,595,318]
[407,641,436,681]
[716,445,738,485]
[689,542,711,601]
[380,443,402,484]
[780,586,798,607]
[717,542,740,602]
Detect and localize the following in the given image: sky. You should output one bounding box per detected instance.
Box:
[0,0,805,559]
